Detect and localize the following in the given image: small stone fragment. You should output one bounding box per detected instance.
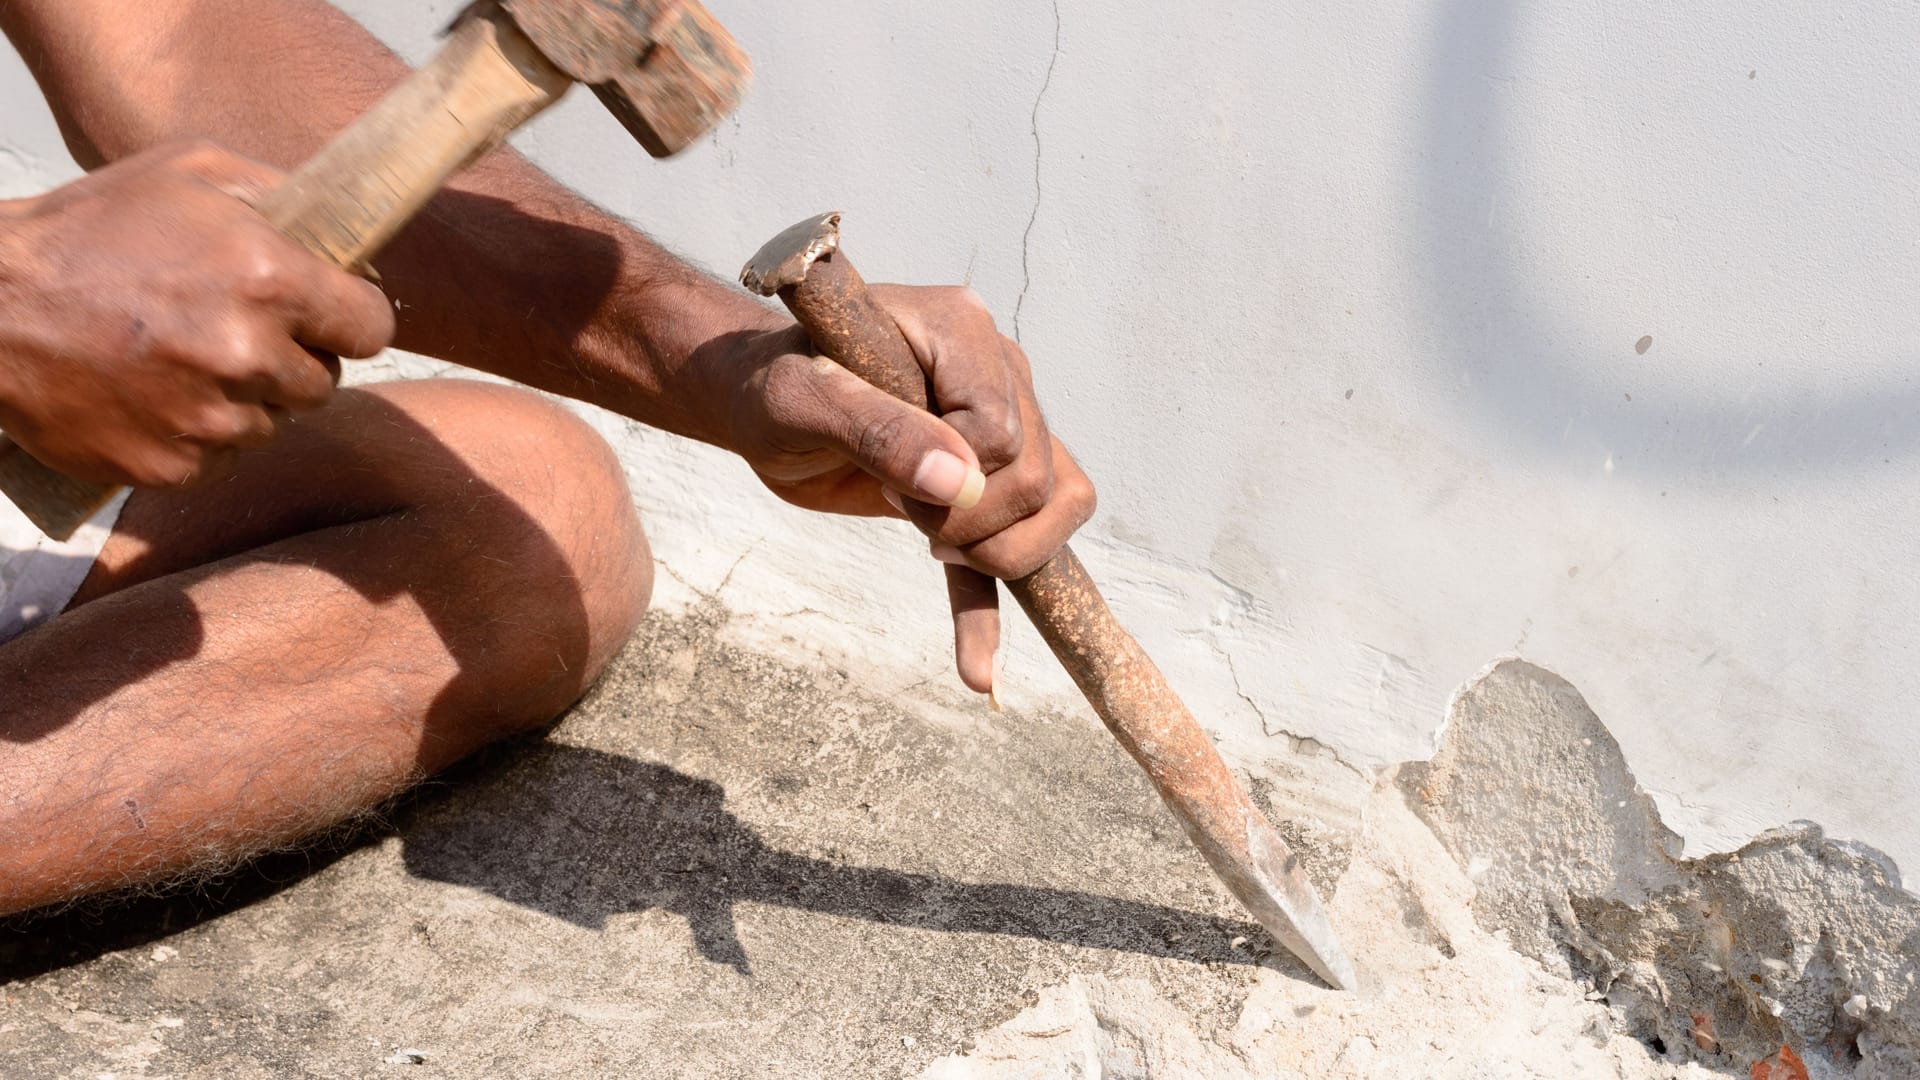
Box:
[1844,994,1869,1019]
[1750,1045,1809,1080]
[1688,1011,1717,1051]
[149,946,178,963]
[382,1049,427,1065]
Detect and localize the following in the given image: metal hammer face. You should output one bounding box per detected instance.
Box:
[492,0,751,157]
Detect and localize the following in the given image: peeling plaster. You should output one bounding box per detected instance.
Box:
[1406,660,1920,1076]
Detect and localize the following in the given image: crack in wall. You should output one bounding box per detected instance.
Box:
[1011,0,1061,344]
[1217,643,1358,774]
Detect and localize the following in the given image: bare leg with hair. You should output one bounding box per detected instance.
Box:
[0,379,651,914]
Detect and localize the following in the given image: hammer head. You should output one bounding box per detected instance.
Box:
[493,0,750,157]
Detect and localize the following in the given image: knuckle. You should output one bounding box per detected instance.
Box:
[127,447,197,488]
[236,411,278,447]
[1002,337,1036,379]
[1003,457,1053,518]
[167,137,226,168]
[965,541,1029,582]
[184,401,241,443]
[940,285,991,316]
[756,355,826,427]
[283,364,335,409]
[199,323,268,378]
[851,411,915,470]
[223,237,296,305]
[973,403,1023,463]
[1063,469,1097,525]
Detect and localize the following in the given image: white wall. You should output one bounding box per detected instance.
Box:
[5,1,1917,873]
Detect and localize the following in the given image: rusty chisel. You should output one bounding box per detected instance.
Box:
[742,212,1358,991]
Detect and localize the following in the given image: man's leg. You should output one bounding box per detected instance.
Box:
[0,379,651,914]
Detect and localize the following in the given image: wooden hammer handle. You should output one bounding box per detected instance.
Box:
[0,4,571,541]
[765,239,1356,990]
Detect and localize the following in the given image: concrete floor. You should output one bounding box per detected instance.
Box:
[0,605,1306,1078]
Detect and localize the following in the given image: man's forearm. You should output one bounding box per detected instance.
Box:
[0,0,777,446]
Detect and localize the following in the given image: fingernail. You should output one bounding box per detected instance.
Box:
[881,487,906,515]
[913,450,987,509]
[988,648,1005,713]
[930,543,968,565]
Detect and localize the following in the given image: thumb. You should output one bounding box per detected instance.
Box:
[800,358,987,508]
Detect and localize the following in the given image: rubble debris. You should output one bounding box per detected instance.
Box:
[933,659,1919,1078]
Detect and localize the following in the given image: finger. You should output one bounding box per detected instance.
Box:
[193,444,242,486]
[313,348,344,387]
[933,438,1095,579]
[222,402,280,449]
[946,564,1000,697]
[276,252,397,360]
[167,442,238,488]
[874,284,1024,472]
[266,344,340,411]
[765,356,988,508]
[896,378,1056,546]
[166,398,280,454]
[216,335,338,412]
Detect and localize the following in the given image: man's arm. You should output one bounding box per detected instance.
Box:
[0,0,1098,692]
[0,0,760,444]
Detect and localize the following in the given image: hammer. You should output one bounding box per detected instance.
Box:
[742,213,1359,991]
[0,0,750,540]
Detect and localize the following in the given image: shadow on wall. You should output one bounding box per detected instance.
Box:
[398,742,1267,976]
[1420,0,1920,476]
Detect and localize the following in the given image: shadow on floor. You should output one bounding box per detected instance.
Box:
[0,821,373,982]
[399,740,1267,976]
[2,735,1268,982]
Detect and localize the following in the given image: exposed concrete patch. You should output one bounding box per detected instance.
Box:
[1402,659,1920,1077]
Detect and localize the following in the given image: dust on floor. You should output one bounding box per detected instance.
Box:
[2,608,1912,1078]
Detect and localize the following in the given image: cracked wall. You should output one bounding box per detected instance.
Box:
[5,0,1920,883]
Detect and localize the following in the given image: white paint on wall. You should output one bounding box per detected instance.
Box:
[4,1,1917,874]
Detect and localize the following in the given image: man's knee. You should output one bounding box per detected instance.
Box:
[360,379,652,717]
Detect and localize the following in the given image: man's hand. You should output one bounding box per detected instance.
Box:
[0,140,394,488]
[0,0,1082,695]
[718,285,1096,695]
